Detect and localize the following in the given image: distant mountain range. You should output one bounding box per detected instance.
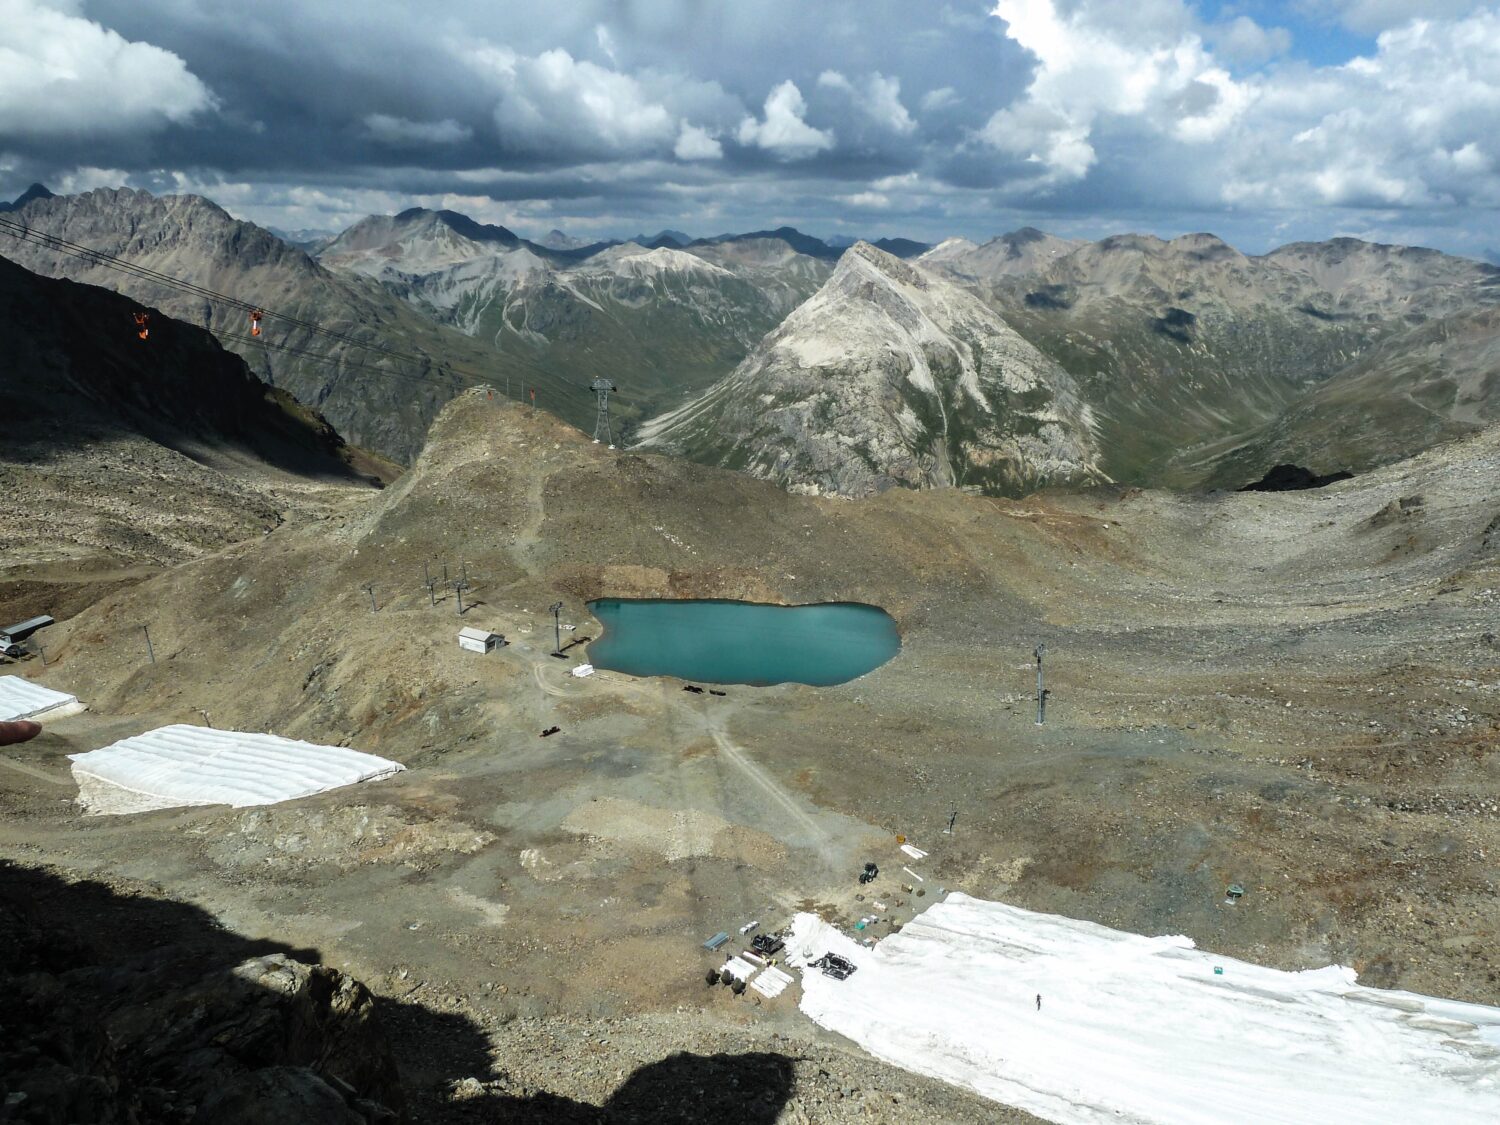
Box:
[316,208,838,433]
[0,187,548,462]
[267,225,341,252]
[919,231,1500,487]
[4,179,1498,495]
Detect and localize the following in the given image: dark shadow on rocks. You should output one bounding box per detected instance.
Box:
[0,860,466,1123]
[465,1051,797,1124]
[1238,463,1354,492]
[0,862,801,1124]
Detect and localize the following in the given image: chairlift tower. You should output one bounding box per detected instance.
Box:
[1034,642,1048,726]
[549,601,565,656]
[591,378,617,447]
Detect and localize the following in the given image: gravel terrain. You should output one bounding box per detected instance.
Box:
[1,389,1495,1120]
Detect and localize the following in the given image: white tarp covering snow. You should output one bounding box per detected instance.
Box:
[0,676,81,721]
[751,966,793,999]
[69,724,405,815]
[788,893,1500,1124]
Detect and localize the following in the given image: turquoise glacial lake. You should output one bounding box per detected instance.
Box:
[586,599,900,686]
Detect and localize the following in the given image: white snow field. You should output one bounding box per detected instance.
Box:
[0,675,82,722]
[69,725,405,815]
[788,893,1500,1124]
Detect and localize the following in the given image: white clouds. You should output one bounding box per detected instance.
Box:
[1211,16,1292,66]
[738,80,835,158]
[466,42,742,163]
[484,47,677,155]
[8,1,1500,256]
[595,24,619,66]
[819,71,917,134]
[675,123,723,160]
[1300,1,1485,36]
[983,0,1251,183]
[921,87,961,112]
[0,0,214,137]
[981,101,1097,182]
[1218,10,1500,210]
[53,165,131,195]
[363,114,472,145]
[975,0,1500,222]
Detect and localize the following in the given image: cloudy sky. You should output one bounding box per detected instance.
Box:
[3,0,1500,256]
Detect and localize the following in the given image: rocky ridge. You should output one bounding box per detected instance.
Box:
[319,208,832,434]
[0,189,541,463]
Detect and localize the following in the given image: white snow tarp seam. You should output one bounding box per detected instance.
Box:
[788,893,1500,1124]
[69,725,405,813]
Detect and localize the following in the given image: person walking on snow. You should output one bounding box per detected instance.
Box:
[1036,993,1042,1011]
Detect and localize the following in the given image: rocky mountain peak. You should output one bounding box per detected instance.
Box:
[637,250,1105,497]
[1168,232,1245,262]
[1094,233,1170,255]
[537,227,589,250]
[0,181,53,211]
[838,239,929,288]
[8,186,315,276]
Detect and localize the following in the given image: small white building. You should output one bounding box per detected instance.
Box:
[458,626,504,654]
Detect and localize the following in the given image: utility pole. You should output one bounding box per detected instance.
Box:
[141,624,155,665]
[362,582,377,612]
[591,378,617,447]
[423,563,437,606]
[549,601,564,656]
[1034,642,1048,726]
[453,578,471,615]
[197,709,213,729]
[944,807,958,835]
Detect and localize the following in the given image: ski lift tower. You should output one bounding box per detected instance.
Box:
[591,378,617,448]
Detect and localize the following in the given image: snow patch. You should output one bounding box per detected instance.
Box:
[603,246,733,278]
[0,676,81,722]
[788,893,1500,1123]
[69,725,405,815]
